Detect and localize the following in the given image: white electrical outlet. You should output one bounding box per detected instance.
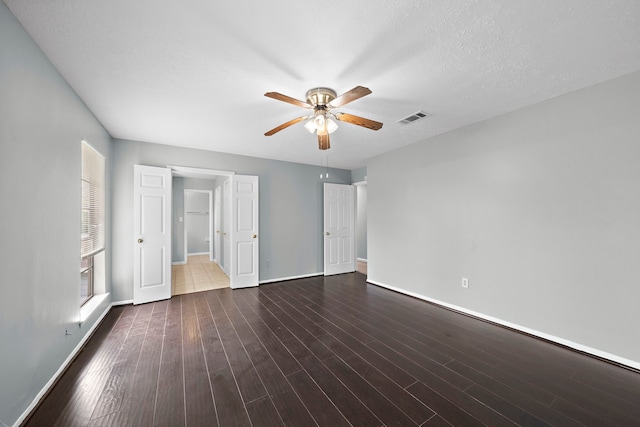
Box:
[462,278,469,288]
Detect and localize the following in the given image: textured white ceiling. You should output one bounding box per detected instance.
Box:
[6,0,640,169]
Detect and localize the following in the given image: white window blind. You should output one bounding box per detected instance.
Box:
[81,141,105,258]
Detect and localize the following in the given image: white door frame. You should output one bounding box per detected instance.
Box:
[183,189,213,261]
[169,165,235,179]
[353,180,367,270]
[222,178,231,276]
[214,185,221,265]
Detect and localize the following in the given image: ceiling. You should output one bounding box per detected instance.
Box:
[6,1,640,170]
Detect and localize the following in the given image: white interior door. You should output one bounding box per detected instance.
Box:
[214,186,221,264]
[223,179,231,275]
[324,183,355,276]
[230,175,259,288]
[133,165,172,304]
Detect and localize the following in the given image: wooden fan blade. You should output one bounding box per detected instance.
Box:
[318,132,330,150]
[264,92,313,109]
[335,113,383,131]
[264,116,307,136]
[328,86,372,108]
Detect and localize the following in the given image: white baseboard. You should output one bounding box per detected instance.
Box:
[172,261,187,265]
[13,301,114,427]
[112,299,133,306]
[260,272,323,284]
[357,258,368,263]
[187,252,209,256]
[367,279,640,371]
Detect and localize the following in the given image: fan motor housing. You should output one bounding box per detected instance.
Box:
[306,87,336,106]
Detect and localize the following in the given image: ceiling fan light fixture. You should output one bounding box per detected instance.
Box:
[326,118,338,134]
[304,118,316,133]
[314,114,325,130]
[264,86,382,150]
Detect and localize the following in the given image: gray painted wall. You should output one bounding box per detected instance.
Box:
[351,166,367,183]
[0,3,113,425]
[368,71,640,364]
[112,139,351,301]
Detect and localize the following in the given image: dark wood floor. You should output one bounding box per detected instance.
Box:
[25,273,640,426]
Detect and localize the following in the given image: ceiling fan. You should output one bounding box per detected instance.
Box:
[264,86,383,150]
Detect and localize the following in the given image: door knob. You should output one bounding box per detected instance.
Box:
[253,234,257,238]
[137,238,144,243]
[325,232,330,235]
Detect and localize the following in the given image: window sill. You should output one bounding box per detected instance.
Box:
[80,293,109,323]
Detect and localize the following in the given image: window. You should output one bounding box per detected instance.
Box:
[81,141,105,306]
[80,256,93,304]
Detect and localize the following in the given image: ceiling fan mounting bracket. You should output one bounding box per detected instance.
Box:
[305,87,337,107]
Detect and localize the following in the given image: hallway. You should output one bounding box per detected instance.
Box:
[172,254,229,295]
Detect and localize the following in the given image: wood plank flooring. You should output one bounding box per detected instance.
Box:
[173,255,229,296]
[24,273,640,426]
[356,259,367,275]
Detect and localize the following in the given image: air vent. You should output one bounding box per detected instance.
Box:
[397,111,430,125]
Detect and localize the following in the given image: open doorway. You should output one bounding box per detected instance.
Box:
[171,169,232,295]
[184,189,212,260]
[355,181,367,276]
